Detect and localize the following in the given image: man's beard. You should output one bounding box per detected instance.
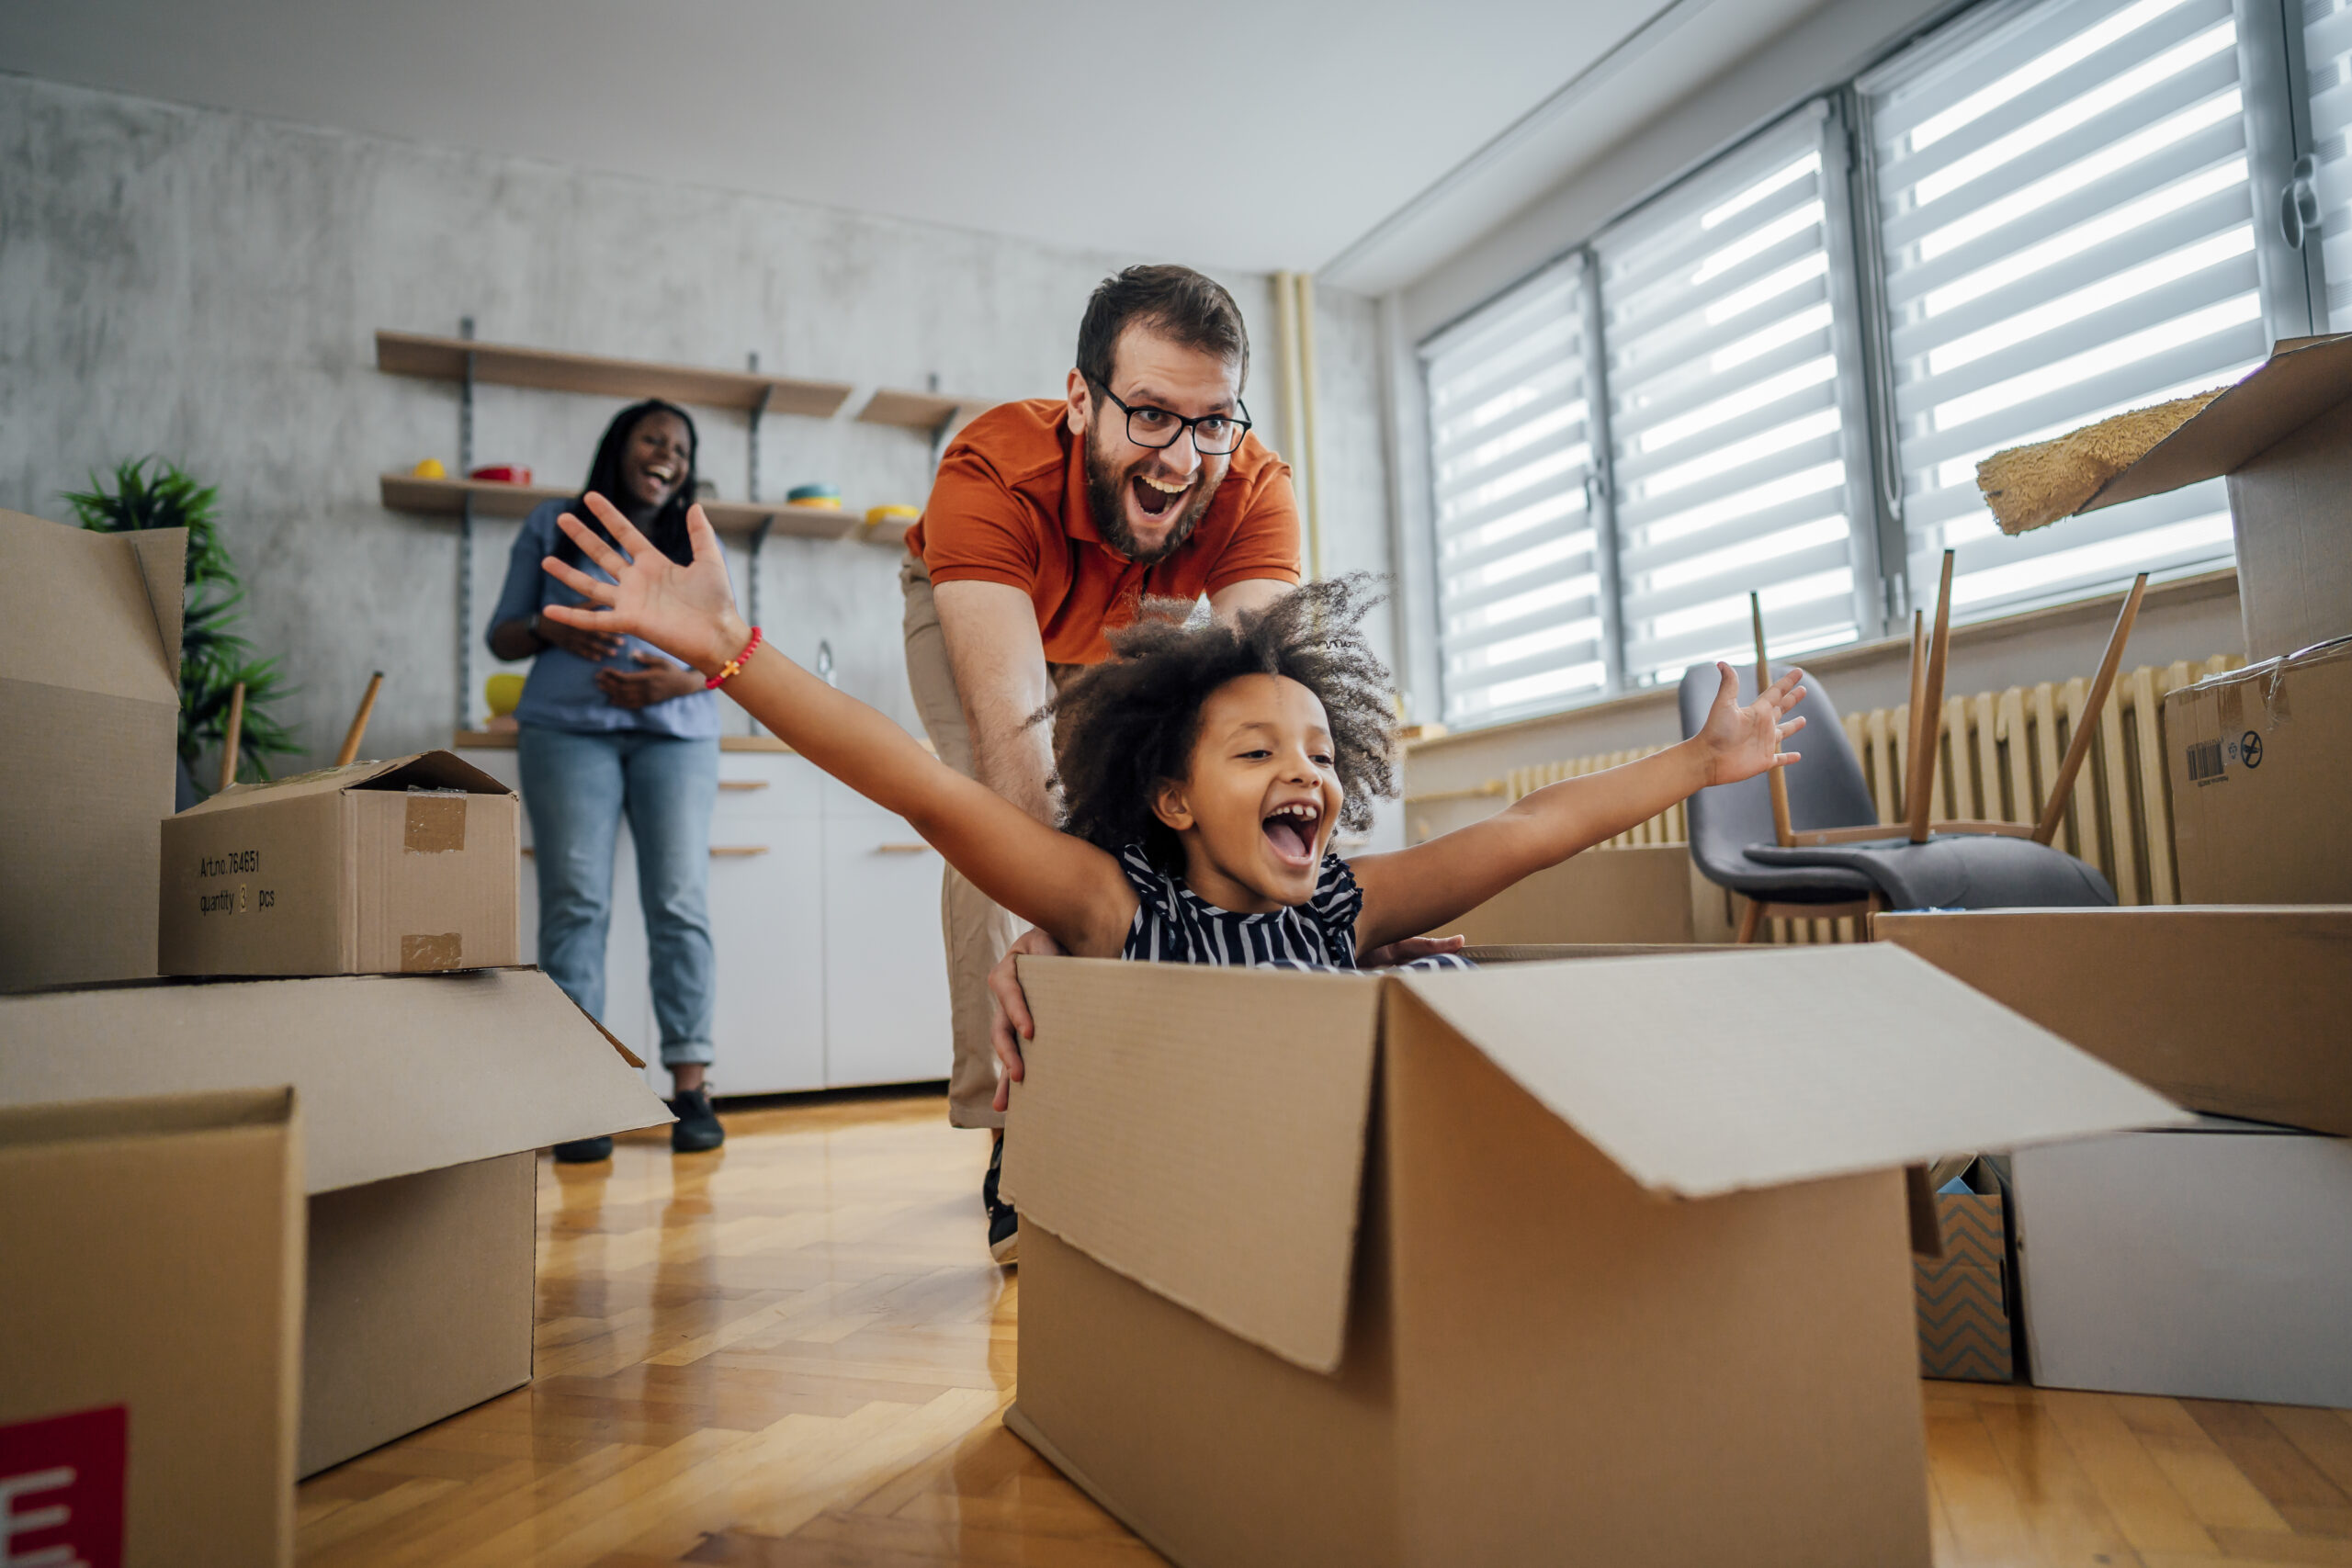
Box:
[1084,428,1217,567]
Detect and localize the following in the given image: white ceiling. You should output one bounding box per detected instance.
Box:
[0,0,1727,277]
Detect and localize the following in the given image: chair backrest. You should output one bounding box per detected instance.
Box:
[1677,662,1881,883]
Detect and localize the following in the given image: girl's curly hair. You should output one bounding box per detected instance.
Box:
[1039,573,1397,869]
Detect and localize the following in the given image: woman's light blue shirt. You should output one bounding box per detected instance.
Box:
[486,499,720,739]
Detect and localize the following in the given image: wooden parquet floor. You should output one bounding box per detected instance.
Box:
[295,1090,2352,1567]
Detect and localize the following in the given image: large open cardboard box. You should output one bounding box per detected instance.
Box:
[0,968,667,1474]
[0,1088,302,1567]
[2048,333,2352,660]
[161,750,521,976]
[0,508,185,991]
[1001,945,2179,1568]
[1876,907,2352,1137]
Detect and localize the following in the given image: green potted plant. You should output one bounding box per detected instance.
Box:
[64,458,300,798]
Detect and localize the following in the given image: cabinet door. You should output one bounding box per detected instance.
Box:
[704,820,827,1095]
[821,799,952,1089]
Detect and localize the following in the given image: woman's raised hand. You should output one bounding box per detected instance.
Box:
[540,492,749,676]
[1696,661,1808,786]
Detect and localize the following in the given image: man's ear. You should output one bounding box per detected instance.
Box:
[1065,368,1091,437]
[1150,778,1193,834]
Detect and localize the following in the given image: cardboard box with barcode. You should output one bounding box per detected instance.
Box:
[1000,944,2178,1568]
[0,507,185,991]
[1978,333,2352,662]
[1876,906,2352,1139]
[2164,636,2351,905]
[161,750,520,976]
[0,1088,302,1567]
[0,968,667,1475]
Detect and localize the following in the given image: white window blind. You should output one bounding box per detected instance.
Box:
[1597,107,1871,689]
[2309,0,2352,326]
[1420,260,1607,728]
[1863,0,2262,620]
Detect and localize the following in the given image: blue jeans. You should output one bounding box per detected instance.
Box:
[517,725,718,1067]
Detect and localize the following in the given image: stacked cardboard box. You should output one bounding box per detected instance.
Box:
[0,507,669,1564]
[1001,944,2178,1568]
[1912,1158,2016,1383]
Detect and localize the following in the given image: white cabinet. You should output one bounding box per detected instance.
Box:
[820,782,954,1089]
[457,743,949,1099]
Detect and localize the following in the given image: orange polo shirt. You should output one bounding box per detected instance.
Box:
[906,398,1302,664]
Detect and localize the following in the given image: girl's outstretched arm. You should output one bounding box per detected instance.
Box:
[539,494,1138,957]
[1347,662,1807,950]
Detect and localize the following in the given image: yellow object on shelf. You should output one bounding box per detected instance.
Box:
[411,457,447,479]
[484,673,526,718]
[865,505,919,525]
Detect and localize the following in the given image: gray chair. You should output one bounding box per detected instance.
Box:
[1680,562,2143,940]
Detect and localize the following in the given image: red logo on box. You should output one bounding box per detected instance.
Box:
[0,1405,126,1568]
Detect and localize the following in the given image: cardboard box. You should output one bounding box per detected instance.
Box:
[2012,1116,2352,1406]
[1001,945,2179,1568]
[2058,333,2352,660]
[1876,907,2352,1137]
[0,1088,301,1567]
[161,750,520,976]
[2165,636,2352,904]
[1430,843,1722,945]
[0,508,185,990]
[0,967,667,1474]
[1913,1158,2016,1383]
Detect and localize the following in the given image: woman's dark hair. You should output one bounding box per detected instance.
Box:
[1043,574,1396,869]
[560,400,699,569]
[1076,265,1250,394]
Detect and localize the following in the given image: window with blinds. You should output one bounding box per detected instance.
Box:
[1862,0,2262,620]
[1597,109,1871,689]
[1420,260,1608,728]
[2309,0,2352,327]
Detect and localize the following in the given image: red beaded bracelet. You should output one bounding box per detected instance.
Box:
[706,626,763,689]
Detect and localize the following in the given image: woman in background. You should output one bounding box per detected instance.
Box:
[487,400,725,1159]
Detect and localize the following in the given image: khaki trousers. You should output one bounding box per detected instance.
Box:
[899,555,1038,1130]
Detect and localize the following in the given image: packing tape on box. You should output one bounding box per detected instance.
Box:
[401,932,462,971]
[403,794,467,853]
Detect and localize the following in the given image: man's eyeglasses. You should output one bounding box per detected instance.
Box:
[1085,373,1252,456]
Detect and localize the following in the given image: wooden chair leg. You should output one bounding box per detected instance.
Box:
[1736,897,1766,943]
[217,680,246,795]
[2032,572,2148,846]
[1751,591,1793,847]
[335,671,386,769]
[1903,608,1926,814]
[1906,551,1955,843]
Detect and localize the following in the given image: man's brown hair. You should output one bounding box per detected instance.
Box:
[1076,265,1250,395]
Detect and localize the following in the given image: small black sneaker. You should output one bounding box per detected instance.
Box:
[982,1135,1018,1266]
[669,1089,725,1154]
[553,1136,613,1163]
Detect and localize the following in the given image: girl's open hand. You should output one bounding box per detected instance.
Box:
[540,492,748,677]
[1696,661,1807,786]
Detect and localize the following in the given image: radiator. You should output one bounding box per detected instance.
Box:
[1497,653,2244,943]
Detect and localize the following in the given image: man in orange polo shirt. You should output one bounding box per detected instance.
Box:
[900,265,1301,1262]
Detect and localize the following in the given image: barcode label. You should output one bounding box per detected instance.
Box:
[2185,739,2225,784]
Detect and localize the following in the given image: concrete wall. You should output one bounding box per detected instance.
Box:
[0,73,1394,773]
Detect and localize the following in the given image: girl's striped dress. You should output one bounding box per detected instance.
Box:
[1114,843,1476,971]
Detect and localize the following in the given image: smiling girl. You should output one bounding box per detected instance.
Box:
[539,493,1808,987]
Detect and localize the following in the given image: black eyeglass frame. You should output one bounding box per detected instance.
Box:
[1083,372,1253,456]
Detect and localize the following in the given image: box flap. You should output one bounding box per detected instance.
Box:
[1003,957,1384,1375]
[177,749,514,818]
[124,527,187,675]
[1394,945,2185,1200]
[2082,334,2352,514]
[0,968,667,1193]
[0,509,181,705]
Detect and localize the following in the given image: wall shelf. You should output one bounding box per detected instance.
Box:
[377,330,853,417]
[380,474,865,539]
[855,389,985,431]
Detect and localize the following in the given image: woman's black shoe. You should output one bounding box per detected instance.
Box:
[983,1135,1018,1266]
[553,1135,613,1163]
[669,1089,725,1153]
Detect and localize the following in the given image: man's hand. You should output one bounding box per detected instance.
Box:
[597,651,704,709]
[1360,933,1467,967]
[541,493,748,676]
[1695,662,1807,786]
[534,615,625,663]
[987,927,1064,1113]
